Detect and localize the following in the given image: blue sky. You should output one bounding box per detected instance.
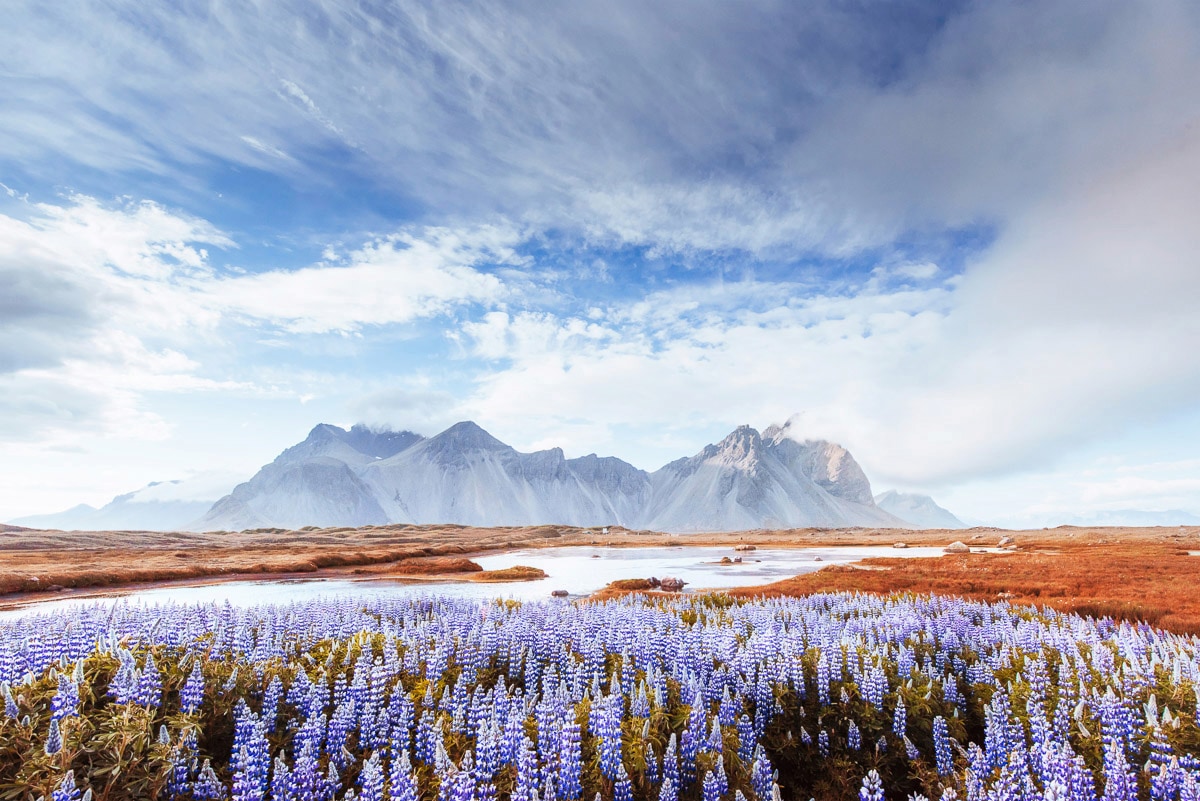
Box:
[3,0,1200,525]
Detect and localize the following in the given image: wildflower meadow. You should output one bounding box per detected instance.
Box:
[1,592,1198,801]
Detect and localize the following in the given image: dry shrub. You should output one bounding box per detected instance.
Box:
[472,565,548,582]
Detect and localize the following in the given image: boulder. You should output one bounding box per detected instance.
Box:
[660,577,687,591]
[734,545,757,552]
[944,541,970,554]
[551,590,569,598]
[893,542,908,549]
[998,536,1014,547]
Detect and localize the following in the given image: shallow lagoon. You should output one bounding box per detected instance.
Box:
[0,544,945,618]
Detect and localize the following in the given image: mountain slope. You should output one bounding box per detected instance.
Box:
[199,424,422,530]
[874,490,967,529]
[361,422,650,527]
[642,425,904,531]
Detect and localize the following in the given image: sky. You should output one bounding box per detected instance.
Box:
[3,0,1200,527]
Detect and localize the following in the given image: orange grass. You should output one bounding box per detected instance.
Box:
[728,540,1200,635]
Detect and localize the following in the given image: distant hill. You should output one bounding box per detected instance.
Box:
[8,472,241,532]
[197,418,907,532]
[874,490,967,529]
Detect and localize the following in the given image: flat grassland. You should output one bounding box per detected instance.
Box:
[2,522,1198,632]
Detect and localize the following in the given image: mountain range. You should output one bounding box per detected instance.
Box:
[197,418,913,531]
[8,420,969,532]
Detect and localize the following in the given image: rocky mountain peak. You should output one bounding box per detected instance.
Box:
[710,425,765,468]
[422,421,512,460]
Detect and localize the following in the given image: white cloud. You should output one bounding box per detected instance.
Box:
[207,225,518,334]
[240,135,292,161]
[0,194,520,452]
[450,129,1200,487]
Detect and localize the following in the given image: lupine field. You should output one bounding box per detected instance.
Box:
[1,593,1199,801]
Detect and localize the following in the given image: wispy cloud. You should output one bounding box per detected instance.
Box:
[6,2,1197,256]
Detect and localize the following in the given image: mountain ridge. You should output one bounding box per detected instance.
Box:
[196,420,912,532]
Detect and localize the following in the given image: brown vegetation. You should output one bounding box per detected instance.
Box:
[357,557,483,576]
[471,565,548,582]
[728,536,1200,635]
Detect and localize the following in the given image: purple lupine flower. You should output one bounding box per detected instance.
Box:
[324,761,342,800]
[180,660,205,714]
[659,776,678,801]
[50,673,80,721]
[847,719,861,750]
[166,732,198,798]
[135,653,163,709]
[859,770,884,801]
[513,735,539,801]
[680,702,706,784]
[816,653,831,706]
[1043,779,1068,801]
[416,709,438,765]
[291,742,323,801]
[1149,727,1180,801]
[260,675,282,728]
[558,718,583,801]
[50,770,82,801]
[1102,740,1136,801]
[192,759,227,801]
[701,770,721,801]
[1179,773,1200,801]
[615,762,633,801]
[45,717,63,755]
[645,743,660,786]
[933,716,953,776]
[663,734,681,794]
[712,759,729,799]
[736,715,755,764]
[230,701,270,801]
[359,752,385,801]
[389,750,419,801]
[2,683,18,719]
[892,697,906,739]
[749,751,773,801]
[593,695,623,781]
[268,756,291,801]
